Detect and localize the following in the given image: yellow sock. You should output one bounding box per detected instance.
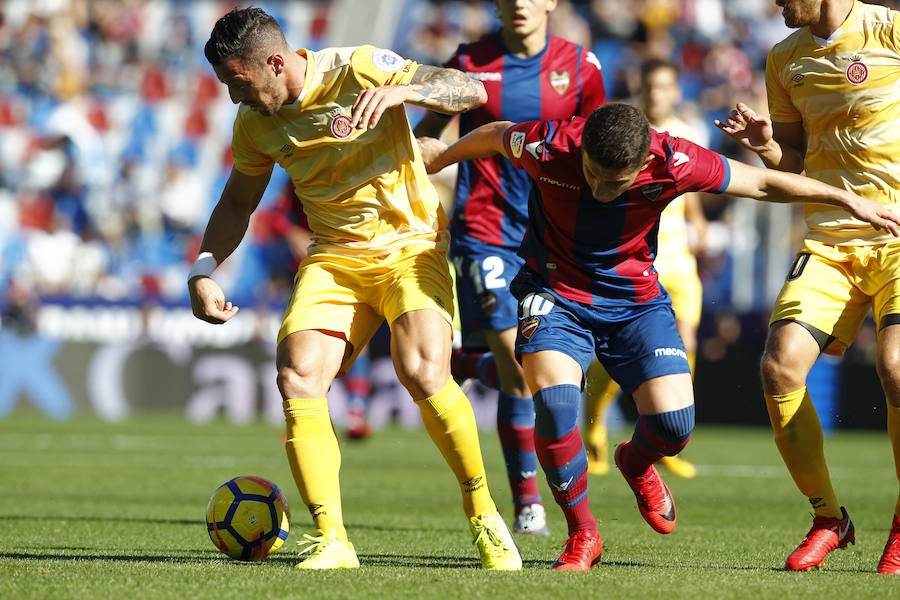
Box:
[765,387,840,518]
[284,398,346,539]
[416,378,496,518]
[584,360,620,440]
[887,402,900,517]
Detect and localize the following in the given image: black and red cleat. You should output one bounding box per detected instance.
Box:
[614,441,677,534]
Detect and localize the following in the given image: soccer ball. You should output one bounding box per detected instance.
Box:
[206,475,291,561]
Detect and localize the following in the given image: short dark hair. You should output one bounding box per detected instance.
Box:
[641,57,679,82]
[581,103,652,170]
[204,7,287,67]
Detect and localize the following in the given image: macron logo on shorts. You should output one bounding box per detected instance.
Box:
[654,347,687,360]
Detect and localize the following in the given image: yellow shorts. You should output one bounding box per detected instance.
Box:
[658,261,702,328]
[770,239,900,355]
[277,241,455,374]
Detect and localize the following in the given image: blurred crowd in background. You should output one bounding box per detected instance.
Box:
[1,0,895,362]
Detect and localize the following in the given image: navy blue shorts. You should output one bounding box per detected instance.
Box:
[452,242,523,334]
[511,270,690,395]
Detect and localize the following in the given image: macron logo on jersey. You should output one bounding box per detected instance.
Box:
[372,49,405,72]
[468,71,502,82]
[654,347,687,360]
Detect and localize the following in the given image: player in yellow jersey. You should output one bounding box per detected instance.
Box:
[583,58,707,480]
[414,0,607,539]
[188,7,520,571]
[716,0,900,574]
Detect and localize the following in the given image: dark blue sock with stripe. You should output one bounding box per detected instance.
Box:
[621,405,695,476]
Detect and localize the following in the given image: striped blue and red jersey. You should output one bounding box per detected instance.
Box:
[444,33,606,250]
[504,118,730,307]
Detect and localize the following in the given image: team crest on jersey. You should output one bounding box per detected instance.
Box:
[640,183,664,201]
[372,49,405,72]
[846,54,868,85]
[331,115,353,138]
[549,71,571,95]
[520,317,540,340]
[479,292,498,315]
[510,131,526,158]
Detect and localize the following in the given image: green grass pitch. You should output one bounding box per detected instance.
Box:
[0,412,896,599]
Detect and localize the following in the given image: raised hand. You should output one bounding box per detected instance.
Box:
[714,102,774,154]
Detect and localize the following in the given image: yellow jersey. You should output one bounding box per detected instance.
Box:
[766,1,900,245]
[651,115,708,273]
[231,46,447,257]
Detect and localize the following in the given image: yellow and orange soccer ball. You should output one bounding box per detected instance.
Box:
[206,475,290,561]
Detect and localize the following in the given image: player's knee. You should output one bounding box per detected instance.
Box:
[276,358,331,399]
[394,357,448,399]
[759,350,797,392]
[533,385,581,437]
[875,352,900,408]
[636,406,694,456]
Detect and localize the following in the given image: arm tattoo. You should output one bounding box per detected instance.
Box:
[408,65,485,114]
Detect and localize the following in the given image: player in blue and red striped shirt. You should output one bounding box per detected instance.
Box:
[419,102,900,570]
[414,0,605,538]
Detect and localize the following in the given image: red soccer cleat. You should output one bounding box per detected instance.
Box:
[552,529,603,571]
[877,515,900,575]
[784,506,855,571]
[614,441,677,534]
[345,407,370,440]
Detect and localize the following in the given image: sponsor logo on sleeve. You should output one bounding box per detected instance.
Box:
[372,49,405,72]
[510,131,525,158]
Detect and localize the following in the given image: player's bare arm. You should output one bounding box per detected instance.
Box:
[350,65,487,129]
[351,65,486,131]
[408,65,487,114]
[188,166,272,324]
[714,102,805,173]
[723,158,900,236]
[419,120,512,174]
[684,193,710,255]
[412,109,454,139]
